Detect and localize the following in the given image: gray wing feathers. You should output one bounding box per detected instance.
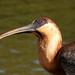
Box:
[60,42,75,75]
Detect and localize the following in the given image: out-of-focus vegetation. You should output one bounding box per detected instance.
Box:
[0,0,75,41]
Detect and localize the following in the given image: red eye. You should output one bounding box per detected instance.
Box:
[40,20,43,24]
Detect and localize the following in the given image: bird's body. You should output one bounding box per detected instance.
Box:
[0,17,75,75]
[60,42,75,75]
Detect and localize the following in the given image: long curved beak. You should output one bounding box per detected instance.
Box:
[0,24,36,39]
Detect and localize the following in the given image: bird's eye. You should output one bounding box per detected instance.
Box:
[33,18,47,28]
[40,20,44,24]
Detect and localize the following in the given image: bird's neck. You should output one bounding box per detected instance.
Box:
[38,28,65,75]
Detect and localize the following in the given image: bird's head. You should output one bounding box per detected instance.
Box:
[0,17,61,39]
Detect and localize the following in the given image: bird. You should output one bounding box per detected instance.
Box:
[0,17,75,75]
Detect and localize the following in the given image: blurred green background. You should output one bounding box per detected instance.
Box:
[0,0,75,75]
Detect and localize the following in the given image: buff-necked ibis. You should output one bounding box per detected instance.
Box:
[0,17,75,75]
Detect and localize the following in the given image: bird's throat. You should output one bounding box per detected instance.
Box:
[38,31,63,74]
